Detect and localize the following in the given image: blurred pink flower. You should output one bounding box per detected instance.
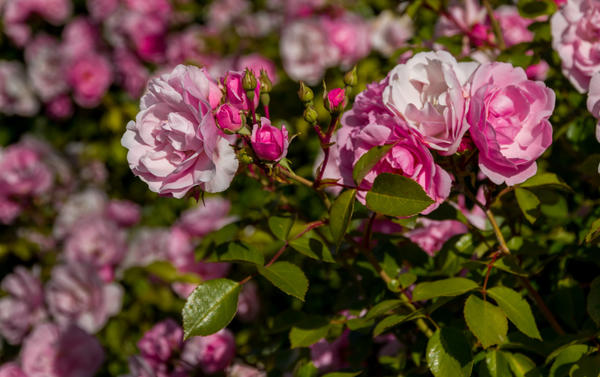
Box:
[310,330,350,373]
[121,65,238,197]
[24,34,68,102]
[21,323,104,377]
[61,17,100,60]
[181,329,236,374]
[526,60,550,81]
[138,319,183,373]
[207,0,249,30]
[236,54,278,84]
[406,218,468,256]
[113,48,150,99]
[53,189,108,239]
[467,62,555,185]
[124,12,168,64]
[588,73,600,143]
[86,0,119,20]
[551,0,600,92]
[495,6,534,47]
[3,0,71,46]
[370,10,414,57]
[106,199,141,227]
[177,197,237,237]
[67,53,113,108]
[0,61,39,116]
[45,264,123,333]
[45,95,73,120]
[323,13,370,68]
[0,363,27,377]
[237,281,260,322]
[122,227,171,269]
[0,143,52,197]
[227,363,267,377]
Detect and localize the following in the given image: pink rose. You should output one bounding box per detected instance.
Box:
[223,71,259,112]
[53,189,108,239]
[122,227,171,269]
[138,319,183,372]
[526,60,550,81]
[86,0,119,20]
[251,118,289,161]
[122,65,238,197]
[67,53,113,108]
[46,95,73,119]
[383,51,478,155]
[551,0,600,92]
[370,10,414,57]
[435,0,491,48]
[113,49,150,99]
[166,27,217,68]
[0,267,45,344]
[3,0,71,46]
[310,330,349,373]
[0,363,27,377]
[406,219,468,256]
[0,197,21,224]
[322,13,371,68]
[280,19,336,84]
[207,0,249,30]
[124,0,171,15]
[467,62,555,185]
[322,78,452,214]
[216,104,244,132]
[227,363,267,377]
[45,264,123,333]
[237,281,260,322]
[495,6,535,47]
[0,61,39,116]
[21,323,104,377]
[124,12,168,63]
[588,73,600,137]
[236,54,278,84]
[177,197,237,237]
[105,199,141,227]
[181,329,236,374]
[24,34,68,101]
[61,18,100,60]
[0,144,52,197]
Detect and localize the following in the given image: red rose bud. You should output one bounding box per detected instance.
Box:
[216,104,243,132]
[325,88,347,113]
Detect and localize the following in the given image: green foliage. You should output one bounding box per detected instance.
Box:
[366,173,435,217]
[412,278,479,301]
[258,261,309,301]
[329,189,356,248]
[487,287,542,340]
[352,143,396,184]
[464,295,508,348]
[426,328,473,377]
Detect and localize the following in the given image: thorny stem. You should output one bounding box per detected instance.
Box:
[482,0,506,50]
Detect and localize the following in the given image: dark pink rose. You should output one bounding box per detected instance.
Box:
[46,95,73,120]
[67,53,113,108]
[138,319,183,371]
[326,88,347,112]
[181,329,236,374]
[216,104,244,133]
[322,13,370,68]
[251,118,289,162]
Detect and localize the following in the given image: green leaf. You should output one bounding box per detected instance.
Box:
[365,299,403,320]
[487,287,542,340]
[329,189,356,248]
[570,355,600,377]
[464,295,508,348]
[353,143,396,184]
[587,276,600,326]
[365,173,434,217]
[398,272,417,288]
[584,218,600,244]
[520,172,571,191]
[289,316,331,348]
[322,372,361,377]
[373,311,425,336]
[504,353,539,377]
[549,344,590,377]
[269,216,294,241]
[182,278,240,339]
[479,350,510,377]
[515,187,540,224]
[294,362,319,377]
[517,0,557,18]
[258,261,309,301]
[412,278,479,302]
[289,231,334,262]
[145,261,202,284]
[426,327,473,377]
[214,241,264,265]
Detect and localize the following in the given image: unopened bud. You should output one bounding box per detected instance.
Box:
[343,66,358,87]
[243,68,257,91]
[303,106,318,124]
[324,88,347,114]
[297,81,314,103]
[259,69,272,93]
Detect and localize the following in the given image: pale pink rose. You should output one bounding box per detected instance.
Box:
[435,0,491,47]
[322,77,452,213]
[495,6,535,47]
[0,267,45,344]
[64,216,127,280]
[45,264,123,333]
[251,118,289,161]
[207,0,249,30]
[67,53,113,108]
[21,323,104,377]
[121,227,171,269]
[323,13,371,68]
[280,19,336,84]
[106,199,141,227]
[124,12,168,63]
[177,197,237,237]
[237,281,260,322]
[235,11,282,38]
[0,61,39,116]
[588,73,600,172]
[310,330,350,373]
[87,0,119,20]
[46,95,73,119]
[452,186,488,230]
[0,144,52,197]
[383,50,478,155]
[138,319,183,373]
[53,189,108,239]
[406,218,468,256]
[236,54,278,84]
[370,10,414,57]
[113,49,150,99]
[551,0,600,92]
[0,363,27,377]
[467,62,555,185]
[227,363,266,377]
[121,65,239,197]
[24,34,68,101]
[222,71,259,112]
[181,329,236,374]
[61,18,100,60]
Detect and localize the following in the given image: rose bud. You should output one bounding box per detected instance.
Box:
[216,104,244,133]
[250,118,289,162]
[325,88,347,113]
